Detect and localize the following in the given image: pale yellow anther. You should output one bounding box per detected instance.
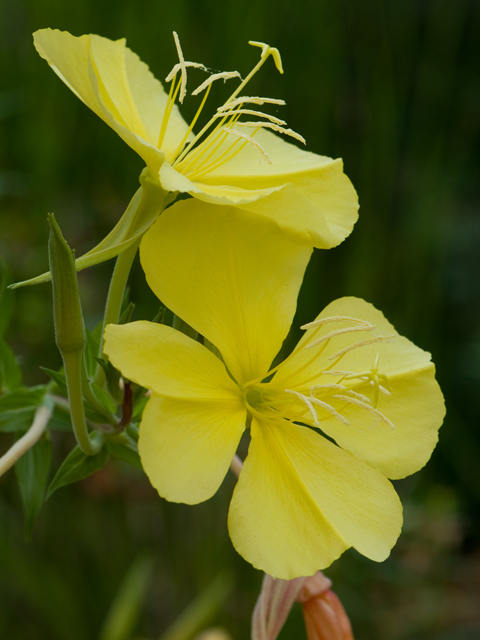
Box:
[165,61,208,83]
[332,394,395,429]
[237,122,306,145]
[305,323,375,350]
[192,71,242,96]
[286,389,350,427]
[216,110,286,126]
[222,127,272,163]
[218,96,286,111]
[327,335,396,361]
[248,41,284,73]
[172,31,187,103]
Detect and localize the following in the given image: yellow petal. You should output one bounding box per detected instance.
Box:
[104,321,240,400]
[33,29,189,171]
[228,418,402,579]
[139,394,246,504]
[140,199,312,385]
[274,297,445,479]
[196,128,359,248]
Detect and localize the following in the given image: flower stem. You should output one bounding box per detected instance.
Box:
[94,238,141,387]
[64,351,102,455]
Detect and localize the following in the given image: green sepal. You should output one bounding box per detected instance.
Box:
[47,443,109,499]
[11,172,168,289]
[0,386,47,432]
[41,366,68,396]
[0,258,13,338]
[15,431,52,541]
[0,340,21,392]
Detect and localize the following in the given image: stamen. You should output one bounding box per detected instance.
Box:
[157,73,182,148]
[249,41,284,73]
[237,121,306,145]
[216,110,287,126]
[222,127,272,163]
[170,84,213,162]
[218,96,286,111]
[327,335,396,361]
[301,316,374,330]
[285,390,350,427]
[332,395,395,429]
[344,389,371,403]
[309,384,346,393]
[172,32,187,103]
[165,61,208,83]
[192,71,242,96]
[305,324,375,350]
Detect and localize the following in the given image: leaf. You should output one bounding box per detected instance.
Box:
[95,359,123,405]
[0,258,14,338]
[108,440,142,470]
[47,444,109,499]
[0,386,47,432]
[0,340,21,392]
[41,366,68,396]
[15,432,52,541]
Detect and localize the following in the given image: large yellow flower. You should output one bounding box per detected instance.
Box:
[33,29,358,249]
[104,199,445,579]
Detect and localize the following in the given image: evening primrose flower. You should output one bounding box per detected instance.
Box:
[104,199,445,579]
[33,29,358,249]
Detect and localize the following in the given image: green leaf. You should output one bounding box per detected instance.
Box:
[108,440,142,470]
[15,432,52,541]
[0,259,14,338]
[47,444,109,499]
[11,175,167,288]
[0,340,21,392]
[48,406,73,431]
[0,386,47,432]
[95,358,123,405]
[41,366,68,396]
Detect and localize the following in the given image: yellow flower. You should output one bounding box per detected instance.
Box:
[104,199,445,579]
[33,29,358,249]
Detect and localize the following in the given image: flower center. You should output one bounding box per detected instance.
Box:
[244,316,397,430]
[157,33,305,180]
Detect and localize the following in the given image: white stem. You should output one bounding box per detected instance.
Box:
[0,405,52,477]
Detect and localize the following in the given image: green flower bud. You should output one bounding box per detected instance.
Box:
[48,214,85,355]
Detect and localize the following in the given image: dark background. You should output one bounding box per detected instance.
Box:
[1,0,479,638]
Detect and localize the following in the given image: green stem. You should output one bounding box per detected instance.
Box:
[64,351,102,455]
[94,238,141,386]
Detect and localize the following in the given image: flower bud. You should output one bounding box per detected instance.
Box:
[48,214,85,355]
[297,573,354,640]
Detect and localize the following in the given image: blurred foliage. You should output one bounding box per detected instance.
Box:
[0,0,480,638]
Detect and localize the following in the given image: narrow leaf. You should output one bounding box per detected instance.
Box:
[0,341,21,392]
[47,444,109,499]
[15,432,52,540]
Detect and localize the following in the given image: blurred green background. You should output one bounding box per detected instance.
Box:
[1,0,479,638]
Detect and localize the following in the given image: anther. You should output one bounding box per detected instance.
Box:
[285,389,350,427]
[215,110,287,126]
[305,324,375,350]
[237,122,306,145]
[248,41,284,73]
[327,334,396,361]
[218,97,286,111]
[332,394,395,429]
[192,71,242,96]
